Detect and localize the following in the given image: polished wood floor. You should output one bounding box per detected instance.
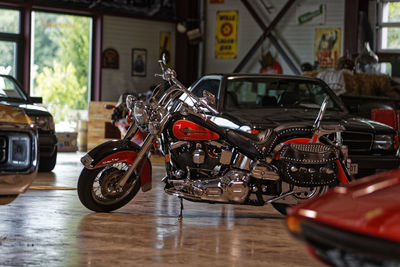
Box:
[0,152,321,266]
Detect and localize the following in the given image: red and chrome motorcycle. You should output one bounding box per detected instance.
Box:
[77,57,351,215]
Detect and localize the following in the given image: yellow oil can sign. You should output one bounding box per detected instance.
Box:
[215,10,238,59]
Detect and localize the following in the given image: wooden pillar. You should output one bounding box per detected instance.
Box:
[344,0,370,56]
[92,14,102,101]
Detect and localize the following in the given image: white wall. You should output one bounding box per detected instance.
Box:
[101,15,175,101]
[204,0,345,75]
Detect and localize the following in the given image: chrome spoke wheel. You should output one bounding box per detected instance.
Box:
[91,162,137,205]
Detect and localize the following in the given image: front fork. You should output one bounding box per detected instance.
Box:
[118,111,172,189]
[116,126,155,189]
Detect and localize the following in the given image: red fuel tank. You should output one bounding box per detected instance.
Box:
[172,120,220,141]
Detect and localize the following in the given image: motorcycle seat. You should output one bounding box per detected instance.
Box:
[225,129,278,159]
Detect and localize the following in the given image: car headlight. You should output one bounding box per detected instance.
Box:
[133,100,150,132]
[373,134,394,150]
[33,116,55,131]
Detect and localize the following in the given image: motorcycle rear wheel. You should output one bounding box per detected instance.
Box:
[77,162,141,212]
[271,185,329,215]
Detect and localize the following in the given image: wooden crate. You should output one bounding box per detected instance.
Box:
[87,101,118,151]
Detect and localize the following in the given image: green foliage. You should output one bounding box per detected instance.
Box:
[32,12,91,121]
[0,8,19,33]
[388,2,400,22]
[0,41,15,76]
[56,15,90,106]
[387,3,400,49]
[33,13,59,71]
[35,61,87,123]
[0,9,20,77]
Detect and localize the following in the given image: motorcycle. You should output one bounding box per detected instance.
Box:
[77,56,351,215]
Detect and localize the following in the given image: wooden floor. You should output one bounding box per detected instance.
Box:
[0,152,321,267]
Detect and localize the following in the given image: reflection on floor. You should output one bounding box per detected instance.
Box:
[0,152,320,266]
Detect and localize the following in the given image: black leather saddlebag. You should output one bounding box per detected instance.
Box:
[278,143,339,187]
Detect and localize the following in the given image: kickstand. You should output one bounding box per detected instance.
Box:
[178,197,184,220]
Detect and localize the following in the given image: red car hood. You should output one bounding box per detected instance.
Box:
[288,169,400,243]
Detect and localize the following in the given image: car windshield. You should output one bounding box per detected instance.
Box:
[225,77,342,111]
[0,75,27,101]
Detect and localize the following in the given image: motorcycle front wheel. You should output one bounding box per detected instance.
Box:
[77,162,141,212]
[271,185,329,215]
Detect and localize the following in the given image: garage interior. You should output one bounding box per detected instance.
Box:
[1,0,400,266]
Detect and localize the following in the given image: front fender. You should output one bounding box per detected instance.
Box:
[81,140,152,192]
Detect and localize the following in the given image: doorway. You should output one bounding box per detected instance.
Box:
[30,11,93,132]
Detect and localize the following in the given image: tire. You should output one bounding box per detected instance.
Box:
[38,147,57,172]
[77,162,141,212]
[271,185,329,215]
[271,203,289,215]
[0,195,18,205]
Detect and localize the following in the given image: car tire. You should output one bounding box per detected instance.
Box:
[0,195,18,205]
[39,147,57,172]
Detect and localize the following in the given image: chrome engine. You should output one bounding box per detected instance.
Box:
[166,169,250,203]
[167,140,283,204]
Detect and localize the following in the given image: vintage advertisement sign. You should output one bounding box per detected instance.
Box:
[159,31,171,65]
[315,28,341,68]
[296,4,326,25]
[215,10,238,59]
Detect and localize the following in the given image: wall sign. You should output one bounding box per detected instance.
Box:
[102,48,119,69]
[296,4,326,25]
[132,49,147,77]
[215,10,238,59]
[314,28,341,68]
[159,32,171,65]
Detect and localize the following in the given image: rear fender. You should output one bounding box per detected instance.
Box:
[81,140,152,192]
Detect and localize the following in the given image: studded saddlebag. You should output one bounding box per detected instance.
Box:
[278,143,340,187]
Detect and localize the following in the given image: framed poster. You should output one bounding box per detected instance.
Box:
[132,49,147,77]
[102,48,119,69]
[314,28,341,68]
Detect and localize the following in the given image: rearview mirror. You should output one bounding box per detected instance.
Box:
[161,53,167,66]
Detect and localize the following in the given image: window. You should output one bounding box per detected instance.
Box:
[0,8,22,79]
[181,78,220,107]
[224,78,341,110]
[378,1,400,51]
[191,79,220,98]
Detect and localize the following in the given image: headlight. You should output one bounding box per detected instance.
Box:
[126,95,137,111]
[133,100,150,131]
[373,134,393,150]
[8,134,31,170]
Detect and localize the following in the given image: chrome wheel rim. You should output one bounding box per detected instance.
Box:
[91,162,137,205]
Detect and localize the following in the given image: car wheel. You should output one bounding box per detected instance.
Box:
[0,195,18,205]
[39,147,57,172]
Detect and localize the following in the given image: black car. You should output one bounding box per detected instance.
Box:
[188,74,400,178]
[0,74,57,172]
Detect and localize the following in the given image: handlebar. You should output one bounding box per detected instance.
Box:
[155,62,219,115]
